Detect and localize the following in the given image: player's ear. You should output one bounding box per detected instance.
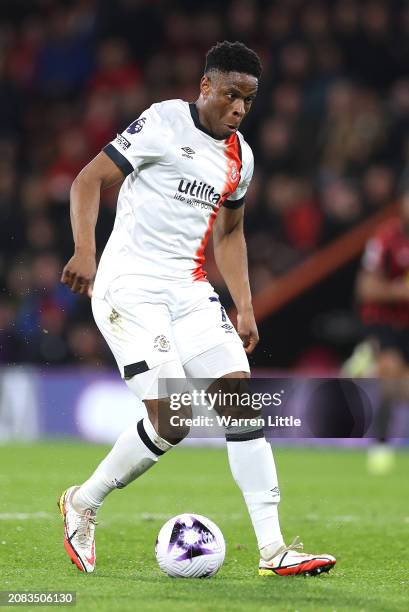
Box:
[200,75,211,99]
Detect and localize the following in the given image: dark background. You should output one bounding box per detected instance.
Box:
[1,0,408,369]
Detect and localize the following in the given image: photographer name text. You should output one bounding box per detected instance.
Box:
[169,415,301,428]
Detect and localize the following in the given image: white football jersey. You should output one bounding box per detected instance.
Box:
[93,99,254,298]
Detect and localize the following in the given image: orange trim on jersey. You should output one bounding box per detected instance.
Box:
[192,134,242,282]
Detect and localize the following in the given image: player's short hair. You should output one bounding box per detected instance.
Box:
[204,41,262,80]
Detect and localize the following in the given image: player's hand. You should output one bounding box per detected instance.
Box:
[61,249,96,297]
[237,308,259,354]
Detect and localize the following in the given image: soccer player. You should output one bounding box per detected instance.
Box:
[355,189,409,473]
[59,41,336,576]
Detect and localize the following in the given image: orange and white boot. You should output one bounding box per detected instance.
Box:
[259,537,336,576]
[58,486,97,573]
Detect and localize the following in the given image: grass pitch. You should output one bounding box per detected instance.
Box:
[0,443,407,611]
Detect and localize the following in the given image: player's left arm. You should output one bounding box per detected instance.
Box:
[213,205,259,354]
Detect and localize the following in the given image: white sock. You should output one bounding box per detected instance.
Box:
[74,418,172,512]
[227,437,284,552]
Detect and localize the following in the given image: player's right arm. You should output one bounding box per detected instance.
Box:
[61,152,125,296]
[356,269,409,303]
[62,106,168,296]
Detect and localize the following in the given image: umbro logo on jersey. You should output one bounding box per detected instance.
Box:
[181,146,195,159]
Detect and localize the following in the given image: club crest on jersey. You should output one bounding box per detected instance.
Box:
[154,335,170,352]
[230,162,238,182]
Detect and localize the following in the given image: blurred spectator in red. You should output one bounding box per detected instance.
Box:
[265,174,322,253]
[46,129,89,202]
[353,188,409,472]
[88,39,141,96]
[281,180,322,253]
[6,17,44,90]
[82,91,117,155]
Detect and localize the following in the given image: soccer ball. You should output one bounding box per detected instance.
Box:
[155,513,225,578]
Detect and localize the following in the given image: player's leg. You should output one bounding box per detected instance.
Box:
[172,289,286,559]
[59,287,188,572]
[220,373,334,576]
[184,353,336,576]
[368,346,406,474]
[59,378,188,573]
[72,363,188,513]
[343,325,405,474]
[174,287,335,576]
[200,363,285,556]
[376,350,404,440]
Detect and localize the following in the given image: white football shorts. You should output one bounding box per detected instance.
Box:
[91,276,249,400]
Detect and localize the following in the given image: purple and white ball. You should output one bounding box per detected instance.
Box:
[155,513,226,578]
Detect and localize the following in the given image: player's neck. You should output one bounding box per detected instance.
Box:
[193,99,220,140]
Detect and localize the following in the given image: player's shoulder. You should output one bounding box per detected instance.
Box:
[148,99,189,124]
[135,100,188,145]
[374,217,403,244]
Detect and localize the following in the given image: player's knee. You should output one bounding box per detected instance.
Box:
[158,405,192,445]
[377,350,406,379]
[163,423,190,445]
[157,400,192,445]
[208,374,252,419]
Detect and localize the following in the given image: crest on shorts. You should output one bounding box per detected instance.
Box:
[154,334,170,352]
[109,308,120,324]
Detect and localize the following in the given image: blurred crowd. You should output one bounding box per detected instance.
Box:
[0,0,408,366]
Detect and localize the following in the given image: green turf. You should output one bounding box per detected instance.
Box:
[0,443,408,611]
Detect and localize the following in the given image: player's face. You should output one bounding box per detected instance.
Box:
[198,71,258,139]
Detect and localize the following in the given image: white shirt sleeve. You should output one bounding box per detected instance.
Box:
[103,105,168,176]
[361,237,385,273]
